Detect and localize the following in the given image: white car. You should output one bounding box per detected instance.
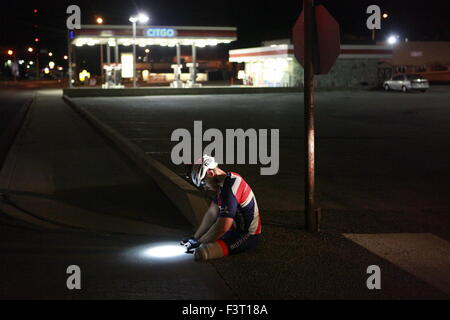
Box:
[383,74,430,93]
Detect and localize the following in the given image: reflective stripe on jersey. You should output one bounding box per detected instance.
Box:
[215,172,261,235]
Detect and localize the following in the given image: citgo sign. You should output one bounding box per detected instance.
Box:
[146,28,176,38]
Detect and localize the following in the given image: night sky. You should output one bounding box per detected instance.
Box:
[1,0,449,73]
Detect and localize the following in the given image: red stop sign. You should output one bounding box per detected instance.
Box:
[293,5,341,74]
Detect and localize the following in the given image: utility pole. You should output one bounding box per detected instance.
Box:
[13,52,17,82]
[67,31,73,88]
[36,51,40,80]
[100,44,104,85]
[304,0,318,232]
[132,20,137,88]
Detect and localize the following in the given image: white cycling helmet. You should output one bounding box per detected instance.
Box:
[190,155,218,187]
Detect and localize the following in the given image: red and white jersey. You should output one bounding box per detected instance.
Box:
[214,172,261,235]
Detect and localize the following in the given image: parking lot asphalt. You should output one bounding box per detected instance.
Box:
[69,86,450,299]
[72,86,450,223]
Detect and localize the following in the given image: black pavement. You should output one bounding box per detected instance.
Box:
[0,89,235,299]
[68,88,450,299]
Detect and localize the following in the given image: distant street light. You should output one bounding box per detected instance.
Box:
[63,55,68,60]
[129,13,150,88]
[387,35,399,45]
[48,52,53,57]
[49,61,55,69]
[6,49,17,81]
[382,13,389,19]
[96,17,104,24]
[130,13,149,24]
[28,47,34,53]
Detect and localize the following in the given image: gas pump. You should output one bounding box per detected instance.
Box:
[103,63,123,88]
[170,64,183,88]
[186,62,201,88]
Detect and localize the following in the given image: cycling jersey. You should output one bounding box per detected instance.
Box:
[213,172,262,235]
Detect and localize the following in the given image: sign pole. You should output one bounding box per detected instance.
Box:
[132,21,137,88]
[304,0,318,232]
[67,31,72,87]
[100,44,104,85]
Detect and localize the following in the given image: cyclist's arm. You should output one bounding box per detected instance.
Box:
[199,183,237,243]
[194,202,219,240]
[199,217,234,243]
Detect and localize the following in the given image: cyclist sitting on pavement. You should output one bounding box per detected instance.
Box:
[181,155,262,261]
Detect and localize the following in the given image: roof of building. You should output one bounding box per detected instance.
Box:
[229,44,392,62]
[71,25,237,47]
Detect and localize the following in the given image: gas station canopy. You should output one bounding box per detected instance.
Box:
[71,25,237,47]
[68,25,237,89]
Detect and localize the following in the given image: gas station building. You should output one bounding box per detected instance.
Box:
[229,40,393,88]
[69,25,237,88]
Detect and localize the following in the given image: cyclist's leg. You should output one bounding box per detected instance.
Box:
[195,231,260,261]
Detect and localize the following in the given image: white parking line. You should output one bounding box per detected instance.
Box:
[343,233,450,295]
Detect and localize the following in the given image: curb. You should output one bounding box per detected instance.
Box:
[63,86,302,97]
[0,96,34,169]
[62,95,209,228]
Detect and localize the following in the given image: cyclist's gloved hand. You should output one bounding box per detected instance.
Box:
[180,236,195,246]
[184,238,201,252]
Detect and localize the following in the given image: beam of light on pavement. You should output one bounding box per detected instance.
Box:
[123,241,193,264]
[142,244,187,258]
